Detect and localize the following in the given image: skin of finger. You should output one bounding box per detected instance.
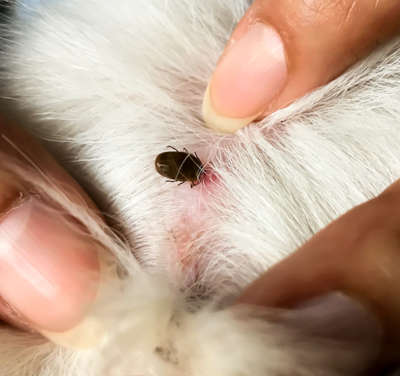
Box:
[229,0,400,117]
[0,115,99,212]
[0,115,104,328]
[237,180,400,360]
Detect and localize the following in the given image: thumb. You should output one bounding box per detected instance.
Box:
[203,0,400,133]
[237,180,400,366]
[0,117,103,348]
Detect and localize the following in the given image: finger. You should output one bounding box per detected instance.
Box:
[203,0,400,133]
[237,180,400,363]
[0,116,103,347]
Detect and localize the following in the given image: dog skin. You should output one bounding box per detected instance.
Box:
[0,0,399,374]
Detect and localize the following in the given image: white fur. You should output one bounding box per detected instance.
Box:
[0,155,375,376]
[0,0,399,374]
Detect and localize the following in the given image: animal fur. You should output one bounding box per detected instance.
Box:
[0,0,399,374]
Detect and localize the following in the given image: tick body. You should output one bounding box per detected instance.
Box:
[155,147,204,187]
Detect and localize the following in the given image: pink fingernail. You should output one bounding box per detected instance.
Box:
[0,197,100,332]
[204,23,287,131]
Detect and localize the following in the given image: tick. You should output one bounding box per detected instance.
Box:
[155,146,204,187]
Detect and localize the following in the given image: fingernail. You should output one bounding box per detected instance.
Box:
[202,23,288,133]
[0,197,101,344]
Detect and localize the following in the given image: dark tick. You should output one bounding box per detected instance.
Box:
[155,146,205,187]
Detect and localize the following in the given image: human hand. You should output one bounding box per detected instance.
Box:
[202,0,400,367]
[0,117,101,343]
[238,179,400,368]
[202,0,400,133]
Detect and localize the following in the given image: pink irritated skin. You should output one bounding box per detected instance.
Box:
[199,167,219,188]
[194,148,220,189]
[168,156,220,275]
[170,215,203,279]
[0,198,100,333]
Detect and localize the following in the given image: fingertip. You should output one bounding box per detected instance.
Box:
[202,83,257,133]
[202,22,288,133]
[0,197,103,342]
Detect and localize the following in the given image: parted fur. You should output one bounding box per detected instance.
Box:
[0,0,399,374]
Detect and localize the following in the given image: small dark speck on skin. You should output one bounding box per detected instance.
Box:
[154,345,179,365]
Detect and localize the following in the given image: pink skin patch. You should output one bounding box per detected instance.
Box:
[156,146,221,280]
[168,152,219,274]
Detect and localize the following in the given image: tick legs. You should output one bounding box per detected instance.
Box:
[167,145,179,152]
[165,179,185,186]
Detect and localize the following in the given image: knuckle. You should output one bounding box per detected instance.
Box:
[355,194,400,252]
[344,192,400,250]
[298,0,359,26]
